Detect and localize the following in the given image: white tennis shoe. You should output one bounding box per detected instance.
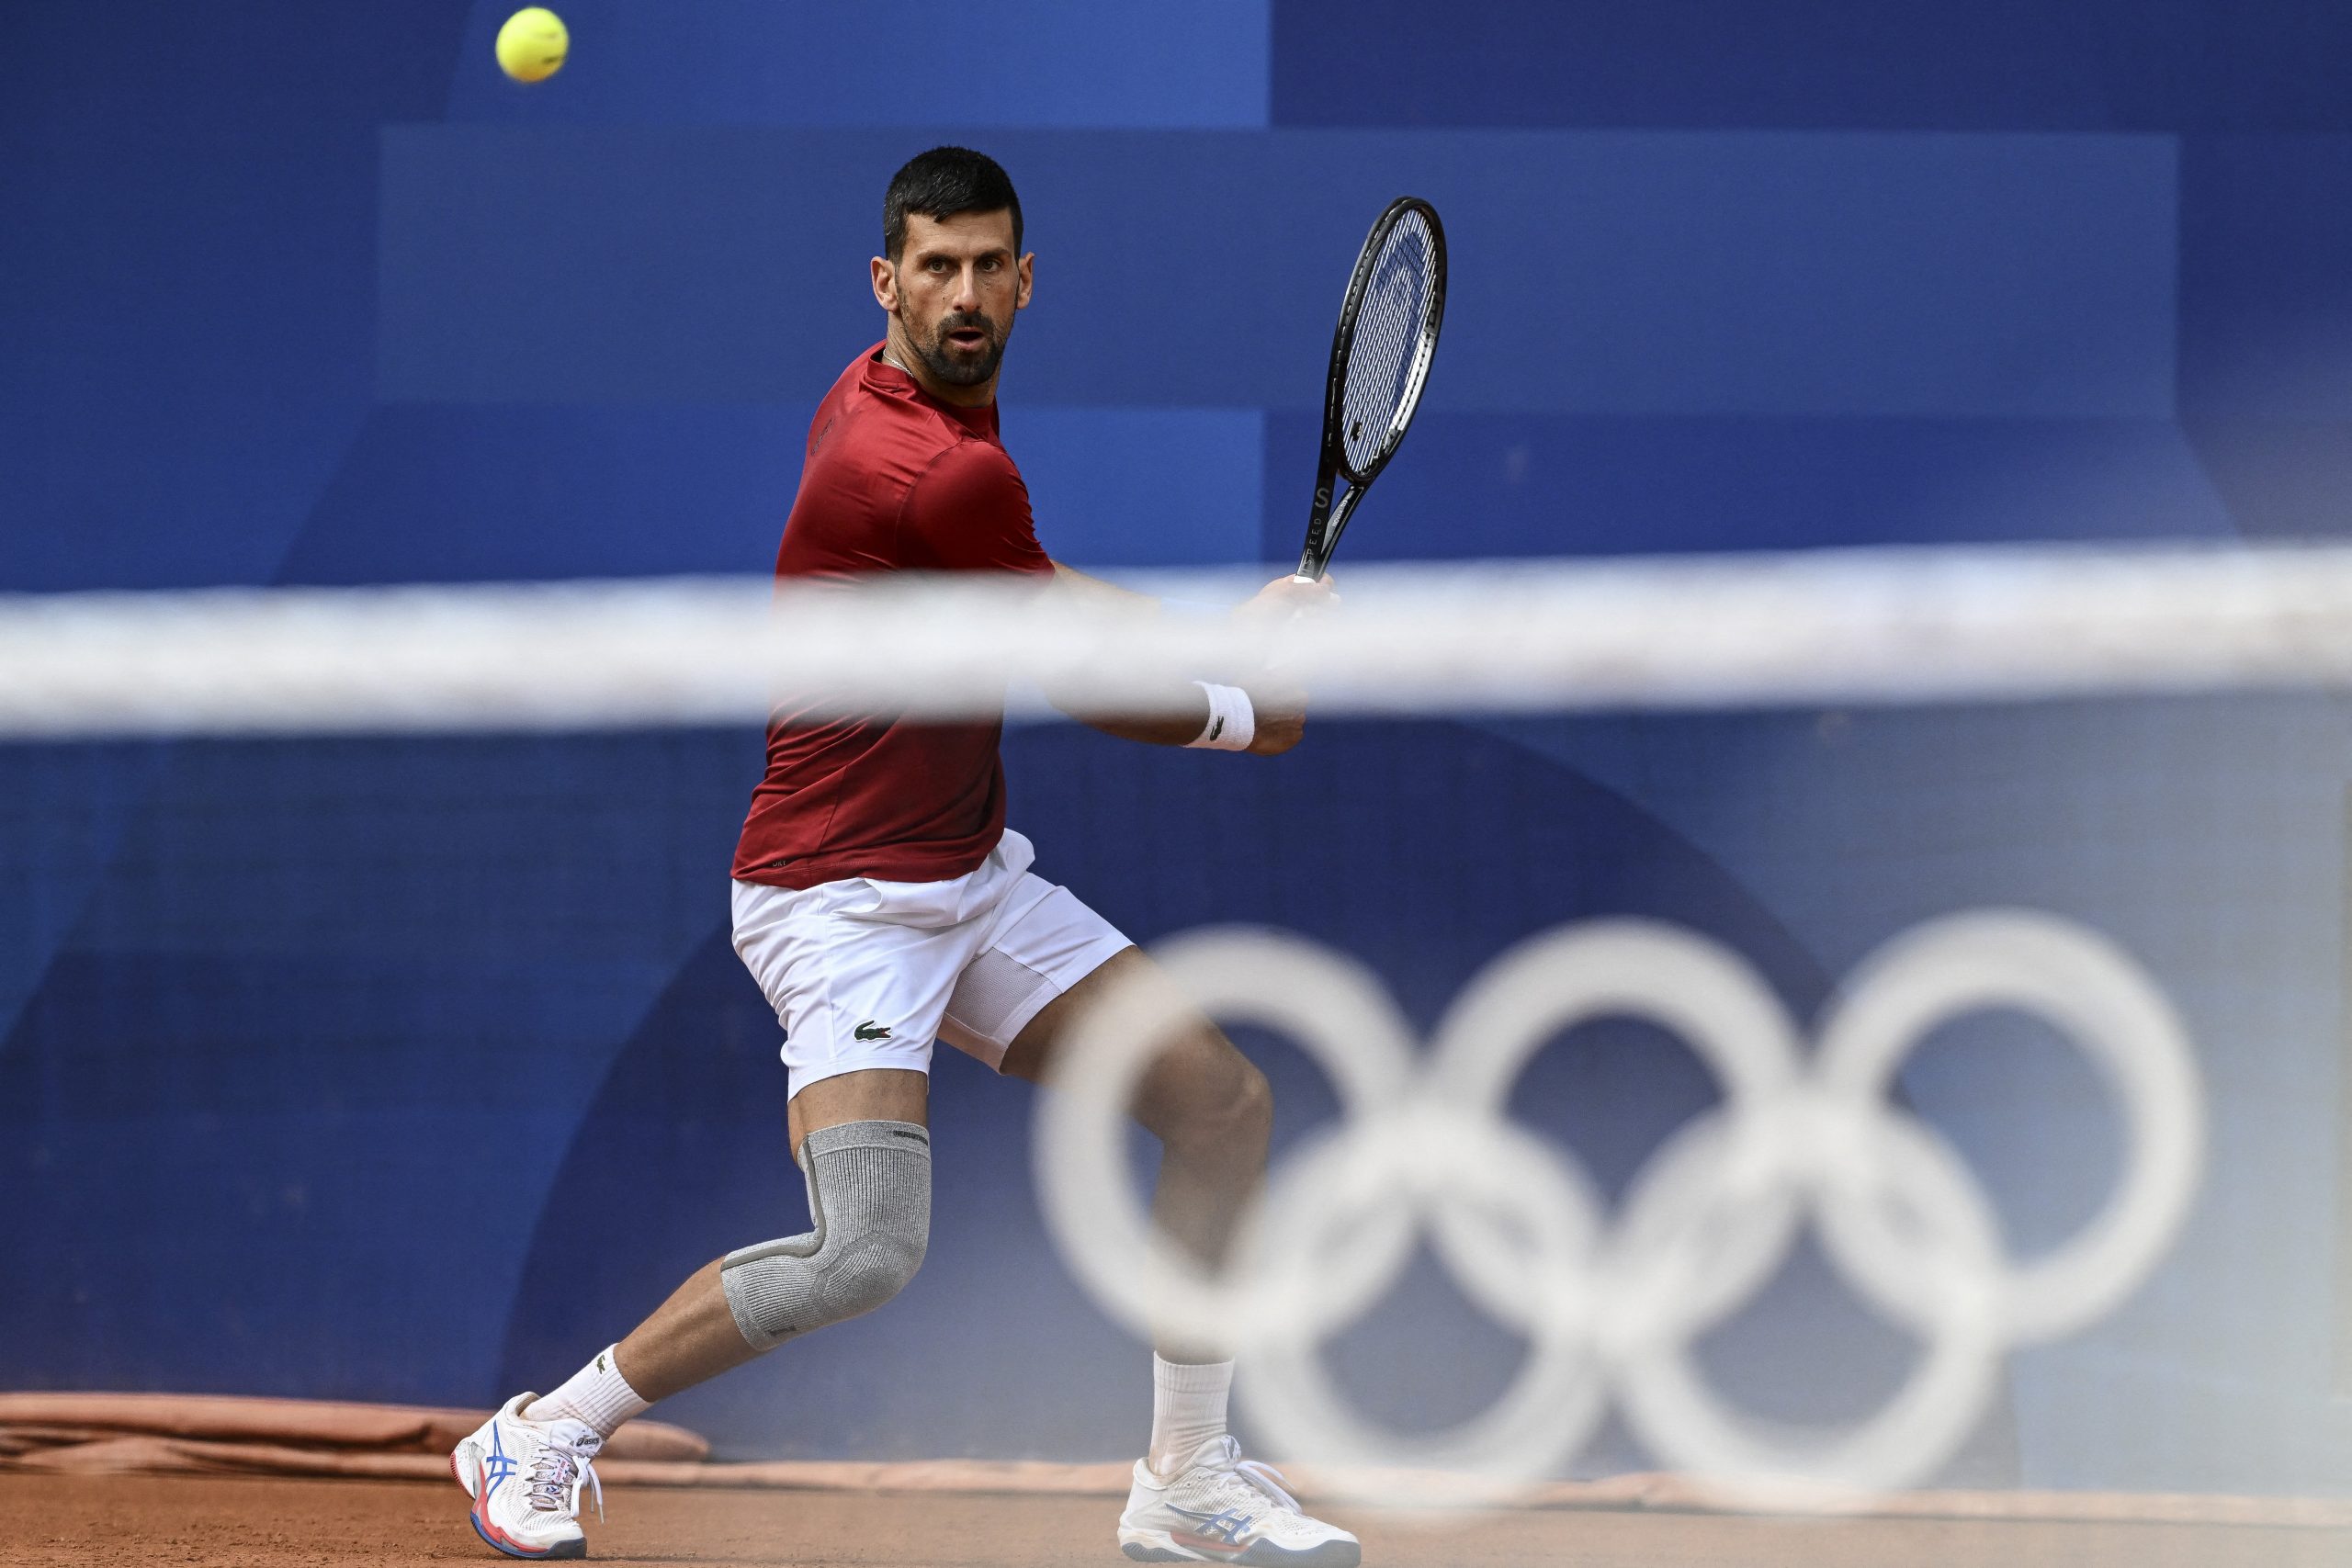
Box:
[1118,1435,1361,1565]
[451,1393,605,1560]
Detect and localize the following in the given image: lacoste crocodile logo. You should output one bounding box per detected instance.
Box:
[854,1021,893,1042]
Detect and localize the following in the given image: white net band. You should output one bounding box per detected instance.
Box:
[6,543,2352,737]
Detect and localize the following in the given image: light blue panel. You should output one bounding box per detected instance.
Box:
[381,127,2177,418]
[270,402,1258,580]
[447,0,1269,129]
[1486,695,2352,1494]
[1009,409,1264,567]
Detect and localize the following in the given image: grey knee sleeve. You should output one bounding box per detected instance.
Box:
[719,1120,931,1353]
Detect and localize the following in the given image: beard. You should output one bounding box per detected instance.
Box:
[908,309,1006,388]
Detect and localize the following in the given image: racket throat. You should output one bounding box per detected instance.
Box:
[1297,483,1363,581]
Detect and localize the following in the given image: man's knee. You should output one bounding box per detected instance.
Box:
[718,1120,931,1353]
[811,1224,926,1322]
[1223,1048,1274,1137]
[1143,1029,1273,1151]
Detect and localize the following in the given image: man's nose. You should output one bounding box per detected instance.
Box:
[951,264,982,310]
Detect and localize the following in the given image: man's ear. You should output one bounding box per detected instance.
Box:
[871,255,898,311]
[1014,252,1035,310]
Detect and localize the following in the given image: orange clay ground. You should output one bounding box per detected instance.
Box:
[6,1473,2352,1568]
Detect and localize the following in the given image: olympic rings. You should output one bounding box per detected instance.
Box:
[1033,912,2204,1506]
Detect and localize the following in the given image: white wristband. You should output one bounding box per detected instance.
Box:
[1186,682,1256,751]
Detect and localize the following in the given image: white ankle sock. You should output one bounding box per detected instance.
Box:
[1148,1354,1234,1476]
[525,1345,650,1437]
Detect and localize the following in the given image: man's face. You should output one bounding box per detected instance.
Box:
[874,209,1033,389]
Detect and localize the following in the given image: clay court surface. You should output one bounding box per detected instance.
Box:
[3,1475,2347,1568]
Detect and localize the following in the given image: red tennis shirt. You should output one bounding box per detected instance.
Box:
[732,344,1055,890]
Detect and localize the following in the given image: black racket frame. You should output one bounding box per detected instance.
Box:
[1295,196,1448,581]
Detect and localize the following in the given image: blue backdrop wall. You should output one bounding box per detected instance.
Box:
[6,0,2352,1495]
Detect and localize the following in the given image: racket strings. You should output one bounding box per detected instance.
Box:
[1339,209,1439,478]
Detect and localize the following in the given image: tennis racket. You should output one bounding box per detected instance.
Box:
[1294,197,1448,581]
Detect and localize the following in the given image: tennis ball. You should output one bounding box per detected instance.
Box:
[496,7,569,84]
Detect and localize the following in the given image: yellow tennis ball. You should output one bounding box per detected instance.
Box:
[496,7,569,84]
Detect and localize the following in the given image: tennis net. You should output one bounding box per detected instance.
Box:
[2,542,2343,1511]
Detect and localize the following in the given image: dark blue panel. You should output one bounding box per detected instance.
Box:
[381,128,2174,418]
[62,734,753,964]
[0,944,645,1397]
[275,405,804,585]
[0,731,760,1398]
[0,743,170,1043]
[2178,135,2352,420]
[1261,415,2233,562]
[1272,1,2352,132]
[0,0,470,592]
[0,1103,576,1398]
[445,0,1270,129]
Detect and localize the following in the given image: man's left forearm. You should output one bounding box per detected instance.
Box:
[1042,562,1214,745]
[1039,560,1315,755]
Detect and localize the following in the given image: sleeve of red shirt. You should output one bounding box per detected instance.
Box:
[897,437,1056,578]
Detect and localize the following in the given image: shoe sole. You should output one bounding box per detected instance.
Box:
[1119,1531,1360,1566]
[457,1433,587,1561]
[469,1506,586,1560]
[469,1506,585,1560]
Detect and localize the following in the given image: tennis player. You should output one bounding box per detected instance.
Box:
[451,147,1359,1566]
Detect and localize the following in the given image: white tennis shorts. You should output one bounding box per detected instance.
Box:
[730,829,1134,1100]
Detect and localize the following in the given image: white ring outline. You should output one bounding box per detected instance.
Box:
[1033,911,2204,1505]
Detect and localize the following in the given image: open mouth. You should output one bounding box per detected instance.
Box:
[944,328,989,352]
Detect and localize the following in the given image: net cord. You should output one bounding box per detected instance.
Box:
[5,544,2352,737]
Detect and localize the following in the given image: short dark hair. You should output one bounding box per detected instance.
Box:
[882,146,1023,261]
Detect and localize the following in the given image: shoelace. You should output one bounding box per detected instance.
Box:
[525,1438,605,1523]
